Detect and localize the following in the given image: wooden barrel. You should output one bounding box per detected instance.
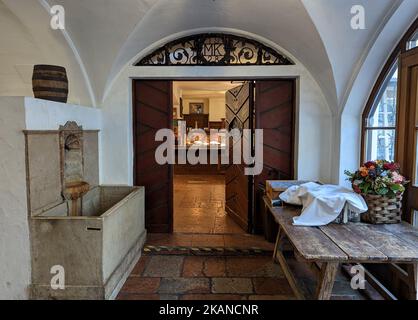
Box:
[32,65,68,103]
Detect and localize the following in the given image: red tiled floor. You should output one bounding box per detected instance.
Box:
[213,217,244,234]
[147,233,193,247]
[143,256,184,277]
[182,257,205,277]
[158,278,211,294]
[191,234,225,247]
[173,174,245,234]
[118,254,366,300]
[252,278,294,295]
[131,256,150,276]
[211,278,254,294]
[120,277,160,294]
[224,234,274,250]
[203,257,227,277]
[226,257,282,277]
[182,257,226,277]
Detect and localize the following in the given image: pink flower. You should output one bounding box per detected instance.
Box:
[391,172,404,184]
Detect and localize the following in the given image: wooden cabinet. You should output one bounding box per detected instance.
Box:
[183,114,209,128]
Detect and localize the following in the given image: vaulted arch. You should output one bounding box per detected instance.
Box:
[0,0,95,106]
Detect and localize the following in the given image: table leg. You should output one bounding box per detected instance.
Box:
[274,227,305,300]
[407,264,418,300]
[272,227,282,262]
[315,262,339,300]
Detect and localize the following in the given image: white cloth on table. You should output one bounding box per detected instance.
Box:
[279,182,368,226]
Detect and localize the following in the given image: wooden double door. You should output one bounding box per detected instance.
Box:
[133,80,295,233]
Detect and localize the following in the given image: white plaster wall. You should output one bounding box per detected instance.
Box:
[0,97,31,300]
[101,75,134,185]
[209,98,226,122]
[24,98,102,131]
[101,64,332,186]
[0,97,102,299]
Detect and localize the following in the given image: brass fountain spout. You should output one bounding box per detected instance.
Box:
[64,181,90,216]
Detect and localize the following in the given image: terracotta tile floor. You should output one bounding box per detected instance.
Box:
[118,174,366,300]
[173,175,244,234]
[118,255,294,300]
[118,254,365,300]
[152,174,274,251]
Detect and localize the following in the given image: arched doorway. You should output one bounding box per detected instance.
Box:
[131,33,297,234]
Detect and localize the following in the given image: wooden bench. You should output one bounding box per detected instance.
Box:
[264,199,418,300]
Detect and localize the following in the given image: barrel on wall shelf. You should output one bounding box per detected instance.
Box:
[32,65,69,103]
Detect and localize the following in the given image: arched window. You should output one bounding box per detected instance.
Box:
[362,19,418,163]
[364,62,398,162]
[407,29,418,50]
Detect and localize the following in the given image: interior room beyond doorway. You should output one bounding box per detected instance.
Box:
[172,81,244,234]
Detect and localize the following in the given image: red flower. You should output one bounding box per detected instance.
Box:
[383,162,400,171]
[364,161,377,168]
[353,185,361,194]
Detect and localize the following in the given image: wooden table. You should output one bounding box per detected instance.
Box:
[175,146,226,173]
[266,202,418,300]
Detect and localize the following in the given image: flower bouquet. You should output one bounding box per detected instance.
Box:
[345,160,408,224]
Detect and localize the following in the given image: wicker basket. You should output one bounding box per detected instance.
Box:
[362,193,403,224]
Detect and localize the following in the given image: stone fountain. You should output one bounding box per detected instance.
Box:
[28,121,146,300]
[59,121,90,216]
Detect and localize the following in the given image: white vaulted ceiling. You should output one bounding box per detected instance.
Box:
[45,0,158,106]
[1,0,418,112]
[302,0,402,112]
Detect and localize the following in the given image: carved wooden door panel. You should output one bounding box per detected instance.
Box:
[254,80,295,187]
[252,80,295,233]
[225,83,254,232]
[133,80,173,233]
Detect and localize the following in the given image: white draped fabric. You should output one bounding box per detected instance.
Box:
[279,183,368,226]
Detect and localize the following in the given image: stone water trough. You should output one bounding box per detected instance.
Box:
[30,186,145,300]
[27,122,146,300]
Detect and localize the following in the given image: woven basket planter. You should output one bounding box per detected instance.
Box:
[362,193,403,224]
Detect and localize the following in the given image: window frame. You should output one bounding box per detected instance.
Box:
[363,61,398,162]
[361,18,418,164]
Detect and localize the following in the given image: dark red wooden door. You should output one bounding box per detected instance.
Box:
[254,80,295,190]
[133,80,173,233]
[225,83,254,232]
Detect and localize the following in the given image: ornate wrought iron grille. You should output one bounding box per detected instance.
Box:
[136,33,294,66]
